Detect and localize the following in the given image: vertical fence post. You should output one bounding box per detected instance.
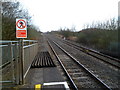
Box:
[22,40,24,84]
[15,42,19,84]
[29,41,30,69]
[19,39,24,85]
[9,42,15,83]
[33,42,34,61]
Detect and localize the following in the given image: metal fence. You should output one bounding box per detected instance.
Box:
[0,40,38,85]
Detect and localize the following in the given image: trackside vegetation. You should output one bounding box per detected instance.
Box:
[51,18,119,58]
[2,2,41,40]
[76,29,118,58]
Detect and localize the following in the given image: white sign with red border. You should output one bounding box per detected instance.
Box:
[16,19,27,38]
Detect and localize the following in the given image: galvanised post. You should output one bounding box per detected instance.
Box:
[29,41,30,70]
[14,42,19,84]
[9,42,15,83]
[19,39,24,85]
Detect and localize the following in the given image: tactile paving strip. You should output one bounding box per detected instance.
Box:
[31,51,56,68]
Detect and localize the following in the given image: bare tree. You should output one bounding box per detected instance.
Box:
[83,18,118,30]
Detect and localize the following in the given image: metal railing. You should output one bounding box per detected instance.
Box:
[0,40,38,85]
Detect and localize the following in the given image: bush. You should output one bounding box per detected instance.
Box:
[76,29,118,52]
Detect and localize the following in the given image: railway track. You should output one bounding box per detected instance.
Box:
[62,40,120,69]
[49,34,120,69]
[47,39,112,89]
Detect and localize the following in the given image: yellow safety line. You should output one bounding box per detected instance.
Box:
[35,84,41,90]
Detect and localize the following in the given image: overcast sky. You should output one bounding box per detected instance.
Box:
[20,0,119,32]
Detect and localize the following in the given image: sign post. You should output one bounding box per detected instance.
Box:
[16,18,27,84]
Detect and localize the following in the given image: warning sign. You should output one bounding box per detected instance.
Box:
[16,19,27,38]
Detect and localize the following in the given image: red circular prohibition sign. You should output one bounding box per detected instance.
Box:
[16,19,26,29]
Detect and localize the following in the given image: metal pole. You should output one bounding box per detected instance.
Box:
[29,41,30,67]
[19,39,24,85]
[15,43,19,84]
[9,42,15,83]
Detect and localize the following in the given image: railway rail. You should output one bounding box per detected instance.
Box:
[47,39,112,89]
[46,34,119,89]
[49,35,120,69]
[62,40,120,69]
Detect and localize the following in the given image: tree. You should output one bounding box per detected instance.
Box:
[2,2,40,40]
[83,18,118,30]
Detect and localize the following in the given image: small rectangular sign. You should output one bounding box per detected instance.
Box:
[16,19,27,38]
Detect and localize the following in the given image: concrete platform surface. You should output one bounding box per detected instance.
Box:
[23,67,68,89]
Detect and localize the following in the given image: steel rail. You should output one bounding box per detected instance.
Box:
[51,40,112,90]
[47,40,78,90]
[62,40,120,69]
[64,40,120,62]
